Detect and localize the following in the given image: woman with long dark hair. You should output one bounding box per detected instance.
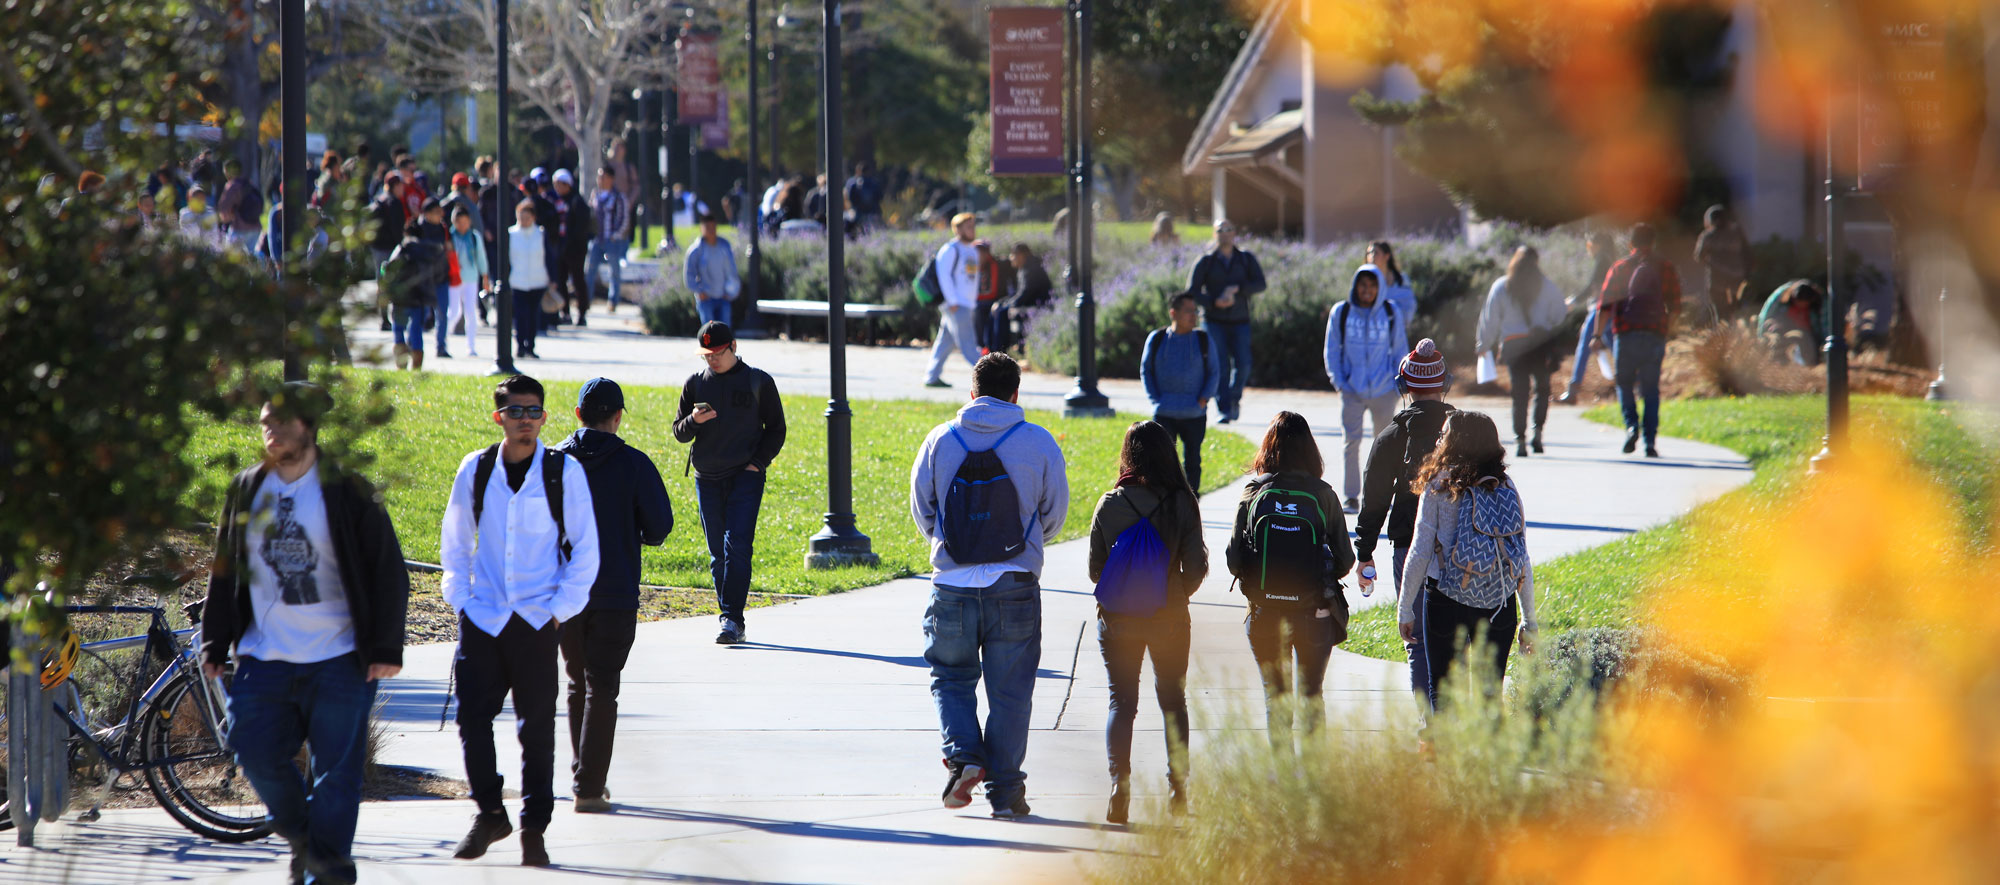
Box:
[1365,240,1416,317]
[1088,421,1207,823]
[1478,246,1567,456]
[1226,412,1354,745]
[1396,411,1538,710]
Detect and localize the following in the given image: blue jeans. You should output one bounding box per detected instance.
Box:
[1204,320,1253,420]
[226,654,377,884]
[695,469,766,623]
[586,238,629,307]
[924,572,1042,808]
[392,305,428,352]
[1613,330,1666,443]
[696,296,732,327]
[1567,307,1599,389]
[1391,544,1427,699]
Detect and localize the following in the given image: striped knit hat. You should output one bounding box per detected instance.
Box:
[1398,338,1449,389]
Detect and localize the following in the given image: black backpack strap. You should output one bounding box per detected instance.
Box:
[1196,329,1211,377]
[542,448,571,562]
[471,443,500,525]
[1335,301,1349,350]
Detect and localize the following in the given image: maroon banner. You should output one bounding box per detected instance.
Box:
[1857,18,1946,192]
[702,93,730,150]
[989,7,1064,176]
[677,31,722,126]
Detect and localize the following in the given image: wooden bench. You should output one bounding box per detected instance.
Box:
[756,299,906,344]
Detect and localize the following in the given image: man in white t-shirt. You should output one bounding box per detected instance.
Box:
[202,382,411,885]
[924,212,984,388]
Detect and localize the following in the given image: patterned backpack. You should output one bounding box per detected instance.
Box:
[1435,481,1527,609]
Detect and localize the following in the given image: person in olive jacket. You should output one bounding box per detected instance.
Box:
[1185,219,1267,424]
[1087,420,1208,825]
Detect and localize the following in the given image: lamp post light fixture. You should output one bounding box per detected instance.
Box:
[805,0,877,571]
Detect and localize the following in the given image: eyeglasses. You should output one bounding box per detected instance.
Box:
[496,405,545,420]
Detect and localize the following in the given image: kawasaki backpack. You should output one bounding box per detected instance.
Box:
[939,423,1029,564]
[1094,495,1172,615]
[1241,476,1330,607]
[1434,481,1528,610]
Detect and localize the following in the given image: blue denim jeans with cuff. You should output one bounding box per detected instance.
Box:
[924,572,1042,810]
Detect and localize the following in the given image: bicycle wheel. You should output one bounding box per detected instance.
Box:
[138,671,271,842]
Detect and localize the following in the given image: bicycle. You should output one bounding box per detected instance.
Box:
[1,584,272,843]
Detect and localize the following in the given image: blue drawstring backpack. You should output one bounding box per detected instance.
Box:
[1094,495,1171,615]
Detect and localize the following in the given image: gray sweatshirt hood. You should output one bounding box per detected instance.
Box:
[954,396,1027,434]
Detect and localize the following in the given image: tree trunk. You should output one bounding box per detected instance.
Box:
[221,0,268,184]
[1104,163,1139,221]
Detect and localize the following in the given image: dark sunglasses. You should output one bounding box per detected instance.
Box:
[496,405,545,420]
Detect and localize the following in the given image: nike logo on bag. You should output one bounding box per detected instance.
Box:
[1004,543,1023,553]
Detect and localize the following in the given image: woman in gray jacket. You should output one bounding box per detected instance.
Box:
[1478,246,1568,456]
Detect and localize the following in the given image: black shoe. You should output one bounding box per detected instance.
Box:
[515,345,528,359]
[452,812,513,860]
[1645,446,1661,459]
[1531,433,1545,454]
[715,618,745,645]
[1106,779,1130,825]
[1216,415,1234,425]
[1516,439,1529,458]
[576,315,587,327]
[1622,428,1640,454]
[1555,390,1576,405]
[942,760,985,809]
[379,320,393,332]
[1342,496,1359,513]
[991,796,1032,820]
[435,348,452,359]
[923,379,951,389]
[520,831,550,867]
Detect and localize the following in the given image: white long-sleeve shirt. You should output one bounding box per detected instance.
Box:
[1397,477,1538,628]
[441,445,600,637]
[934,239,982,310]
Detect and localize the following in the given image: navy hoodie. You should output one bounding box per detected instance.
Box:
[556,428,674,610]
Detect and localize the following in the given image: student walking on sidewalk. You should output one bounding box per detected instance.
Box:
[1185,219,1266,424]
[1597,223,1682,458]
[924,213,984,388]
[1226,412,1355,745]
[508,201,550,359]
[1477,246,1567,456]
[1140,292,1219,490]
[910,354,1070,819]
[1323,264,1410,511]
[554,378,674,814]
[441,375,601,867]
[673,323,786,645]
[683,213,741,327]
[202,382,410,885]
[1397,411,1538,711]
[1353,340,1456,705]
[443,206,490,359]
[1088,421,1207,824]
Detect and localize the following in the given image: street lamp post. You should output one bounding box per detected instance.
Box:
[805,0,877,570]
[492,0,518,376]
[279,0,306,381]
[746,0,762,314]
[1810,45,1849,472]
[1926,287,1948,400]
[1063,0,1111,418]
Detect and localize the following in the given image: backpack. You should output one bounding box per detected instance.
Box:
[470,444,572,562]
[382,241,439,308]
[1094,495,1172,615]
[1434,482,1528,609]
[939,423,1029,565]
[912,253,944,305]
[1240,476,1332,608]
[1144,327,1211,384]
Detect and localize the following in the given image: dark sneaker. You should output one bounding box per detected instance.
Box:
[574,794,612,814]
[1106,780,1130,826]
[1342,496,1359,513]
[1216,415,1234,425]
[1645,446,1661,459]
[576,316,588,327]
[452,812,513,860]
[715,618,745,645]
[1622,428,1640,454]
[436,349,452,359]
[924,379,951,389]
[520,831,550,867]
[1555,389,1576,405]
[941,760,985,809]
[991,796,1032,820]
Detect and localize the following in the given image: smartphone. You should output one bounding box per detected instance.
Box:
[693,402,714,413]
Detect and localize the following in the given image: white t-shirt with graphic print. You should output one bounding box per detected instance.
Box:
[239,468,356,664]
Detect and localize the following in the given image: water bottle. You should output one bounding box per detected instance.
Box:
[1359,563,1378,597]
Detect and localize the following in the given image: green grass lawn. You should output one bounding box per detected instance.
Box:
[1343,395,1999,661]
[183,369,1255,597]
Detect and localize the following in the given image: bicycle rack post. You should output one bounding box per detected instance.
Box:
[9,669,37,845]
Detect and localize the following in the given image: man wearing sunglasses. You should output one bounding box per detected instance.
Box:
[440,374,601,867]
[673,322,786,645]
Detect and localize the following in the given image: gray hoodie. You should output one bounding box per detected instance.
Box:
[909,397,1070,588]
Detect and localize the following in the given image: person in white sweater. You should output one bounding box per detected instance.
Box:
[508,201,550,359]
[1477,246,1569,457]
[1397,410,1537,711]
[924,212,985,388]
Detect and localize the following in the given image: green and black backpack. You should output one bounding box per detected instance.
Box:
[1240,475,1331,607]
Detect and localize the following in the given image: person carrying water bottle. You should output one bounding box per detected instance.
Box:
[1397,411,1538,712]
[909,353,1070,820]
[1087,421,1209,824]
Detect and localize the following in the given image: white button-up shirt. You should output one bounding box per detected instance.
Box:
[441,444,600,637]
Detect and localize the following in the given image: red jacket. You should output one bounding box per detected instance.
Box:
[1596,247,1682,336]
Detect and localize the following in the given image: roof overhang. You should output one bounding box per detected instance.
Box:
[1180,0,1294,176]
[1209,109,1303,166]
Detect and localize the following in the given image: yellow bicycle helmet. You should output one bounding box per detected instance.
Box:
[40,627,80,690]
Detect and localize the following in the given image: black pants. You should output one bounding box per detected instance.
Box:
[1507,350,1555,441]
[1420,584,1519,712]
[1099,605,1190,785]
[559,608,638,800]
[455,613,560,833]
[512,288,543,353]
[558,250,589,320]
[1154,415,1207,490]
[1245,604,1335,742]
[973,301,993,352]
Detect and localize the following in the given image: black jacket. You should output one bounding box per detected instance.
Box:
[1186,248,1267,325]
[1010,258,1054,309]
[554,188,595,257]
[672,361,787,480]
[555,428,674,610]
[201,460,410,668]
[369,194,404,252]
[1354,400,1456,561]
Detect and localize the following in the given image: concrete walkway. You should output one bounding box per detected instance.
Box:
[3,313,1751,883]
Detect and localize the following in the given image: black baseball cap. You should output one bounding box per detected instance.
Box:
[697,321,735,355]
[577,377,624,413]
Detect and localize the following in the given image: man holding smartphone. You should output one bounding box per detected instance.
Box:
[673,322,787,644]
